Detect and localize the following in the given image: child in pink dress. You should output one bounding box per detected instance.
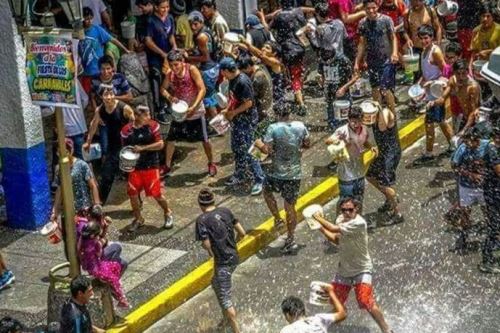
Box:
[78,221,129,308]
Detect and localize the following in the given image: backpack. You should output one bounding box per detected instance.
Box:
[405,5,442,40]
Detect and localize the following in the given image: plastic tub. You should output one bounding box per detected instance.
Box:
[302,204,323,230]
[121,21,136,39]
[402,53,420,72]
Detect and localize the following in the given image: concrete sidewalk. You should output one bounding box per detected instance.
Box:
[145,135,500,333]
[0,84,418,329]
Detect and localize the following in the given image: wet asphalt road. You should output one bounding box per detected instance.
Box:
[145,135,500,333]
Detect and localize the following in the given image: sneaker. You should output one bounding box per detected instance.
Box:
[327,162,337,171]
[377,200,391,213]
[160,166,172,179]
[156,111,169,125]
[445,145,456,156]
[296,104,307,117]
[0,270,15,290]
[251,183,263,196]
[281,237,298,254]
[225,176,243,187]
[127,219,144,233]
[208,163,217,177]
[390,212,405,225]
[164,214,174,229]
[478,263,500,274]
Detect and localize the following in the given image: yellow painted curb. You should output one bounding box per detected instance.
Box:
[107,115,426,333]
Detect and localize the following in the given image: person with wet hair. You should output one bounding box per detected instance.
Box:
[121,105,174,231]
[432,59,481,135]
[413,24,454,164]
[450,128,490,251]
[280,285,346,332]
[60,275,105,333]
[161,50,217,178]
[195,188,246,333]
[312,196,394,333]
[325,106,378,211]
[84,84,135,204]
[254,104,310,254]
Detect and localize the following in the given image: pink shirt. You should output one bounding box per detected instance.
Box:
[328,0,357,39]
[443,64,453,79]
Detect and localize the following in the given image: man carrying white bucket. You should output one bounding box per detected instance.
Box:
[120,106,174,232]
[312,197,394,333]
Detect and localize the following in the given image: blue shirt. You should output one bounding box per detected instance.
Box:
[452,140,489,188]
[79,25,112,76]
[146,14,175,66]
[263,121,310,180]
[91,73,131,104]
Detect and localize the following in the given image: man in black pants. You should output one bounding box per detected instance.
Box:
[84,85,134,204]
[195,188,246,333]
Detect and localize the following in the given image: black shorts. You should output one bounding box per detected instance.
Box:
[264,176,301,204]
[425,104,446,124]
[166,116,209,142]
[366,149,401,187]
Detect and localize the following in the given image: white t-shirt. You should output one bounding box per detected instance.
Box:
[336,214,373,277]
[280,313,340,333]
[330,124,370,181]
[82,0,107,26]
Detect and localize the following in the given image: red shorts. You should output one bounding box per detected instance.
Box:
[127,169,162,198]
[289,62,304,92]
[457,28,473,61]
[332,273,375,310]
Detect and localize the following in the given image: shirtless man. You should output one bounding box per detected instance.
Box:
[403,0,442,81]
[432,59,481,135]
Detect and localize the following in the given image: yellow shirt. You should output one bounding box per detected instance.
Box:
[471,23,500,52]
[176,14,194,50]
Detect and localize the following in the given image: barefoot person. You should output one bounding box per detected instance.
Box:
[313,197,394,333]
[120,105,174,231]
[280,284,346,332]
[195,188,246,333]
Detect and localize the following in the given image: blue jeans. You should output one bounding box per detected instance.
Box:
[99,125,109,156]
[230,121,264,184]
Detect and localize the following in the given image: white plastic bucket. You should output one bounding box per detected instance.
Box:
[430,78,448,99]
[333,100,350,120]
[309,281,330,306]
[360,101,380,125]
[119,146,140,172]
[248,143,268,162]
[473,60,487,79]
[437,1,459,16]
[82,143,102,162]
[302,204,323,230]
[171,100,189,122]
[209,114,230,135]
[215,92,228,108]
[402,53,420,72]
[295,26,311,47]
[408,84,425,102]
[121,21,136,39]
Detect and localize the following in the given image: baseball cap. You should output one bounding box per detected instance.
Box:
[219,57,237,71]
[188,10,204,23]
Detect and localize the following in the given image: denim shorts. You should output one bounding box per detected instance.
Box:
[339,178,365,203]
[368,60,396,90]
[425,104,446,124]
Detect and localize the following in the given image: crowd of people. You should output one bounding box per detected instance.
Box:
[1,0,500,332]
